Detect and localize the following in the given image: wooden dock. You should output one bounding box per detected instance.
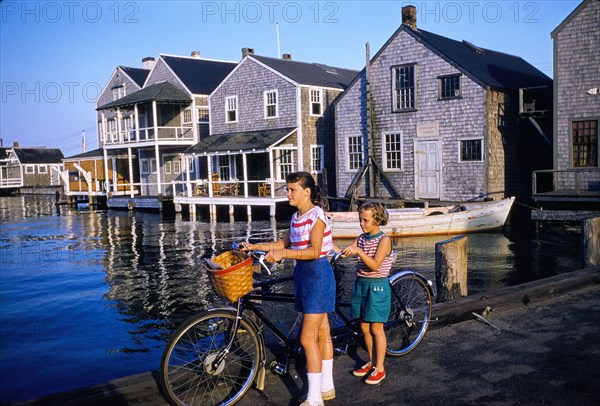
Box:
[14,266,600,406]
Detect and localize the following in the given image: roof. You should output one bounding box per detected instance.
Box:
[13,148,64,164]
[411,28,552,89]
[187,127,296,154]
[252,55,359,89]
[161,55,237,94]
[63,148,133,160]
[63,148,104,160]
[119,66,150,87]
[97,81,191,109]
[350,25,551,91]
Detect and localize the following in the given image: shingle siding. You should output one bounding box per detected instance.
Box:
[554,0,600,176]
[336,29,489,201]
[210,59,298,135]
[145,59,188,92]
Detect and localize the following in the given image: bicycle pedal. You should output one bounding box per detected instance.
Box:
[334,346,347,355]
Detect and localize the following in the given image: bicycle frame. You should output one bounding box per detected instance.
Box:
[204,253,366,377]
[159,249,435,406]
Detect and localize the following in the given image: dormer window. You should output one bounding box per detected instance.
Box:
[439,75,461,100]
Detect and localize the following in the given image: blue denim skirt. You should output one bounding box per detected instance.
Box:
[294,256,336,314]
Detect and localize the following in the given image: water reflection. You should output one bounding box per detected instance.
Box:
[0,195,583,403]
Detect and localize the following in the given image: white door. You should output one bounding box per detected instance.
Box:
[414,140,441,199]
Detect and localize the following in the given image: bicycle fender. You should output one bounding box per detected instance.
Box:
[390,270,435,298]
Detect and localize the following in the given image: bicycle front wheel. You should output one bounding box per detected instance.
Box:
[159,310,261,406]
[385,272,432,357]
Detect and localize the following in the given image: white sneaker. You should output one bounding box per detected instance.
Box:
[299,400,324,406]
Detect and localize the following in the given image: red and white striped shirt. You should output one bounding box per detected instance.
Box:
[356,232,393,278]
[289,206,333,258]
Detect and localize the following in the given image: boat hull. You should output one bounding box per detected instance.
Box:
[328,197,515,239]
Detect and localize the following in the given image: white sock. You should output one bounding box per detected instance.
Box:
[321,358,334,391]
[307,372,323,403]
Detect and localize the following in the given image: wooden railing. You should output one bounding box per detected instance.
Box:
[104,126,193,145]
[533,169,600,195]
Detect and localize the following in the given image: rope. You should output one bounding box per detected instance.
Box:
[514,200,541,211]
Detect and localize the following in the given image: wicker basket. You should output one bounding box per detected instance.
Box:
[205,251,253,302]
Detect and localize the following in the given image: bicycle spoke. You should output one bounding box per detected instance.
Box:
[386,273,432,356]
[160,312,260,406]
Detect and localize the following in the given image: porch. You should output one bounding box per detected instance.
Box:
[172,178,289,218]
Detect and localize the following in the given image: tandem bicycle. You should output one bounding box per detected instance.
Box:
[159,248,434,406]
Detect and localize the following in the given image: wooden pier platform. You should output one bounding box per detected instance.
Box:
[14,266,600,406]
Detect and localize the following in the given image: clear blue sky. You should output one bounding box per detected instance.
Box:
[0,0,580,157]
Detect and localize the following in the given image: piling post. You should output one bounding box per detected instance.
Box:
[435,235,468,303]
[582,217,600,267]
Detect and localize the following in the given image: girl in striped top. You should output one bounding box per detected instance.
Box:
[341,202,393,385]
[240,172,335,406]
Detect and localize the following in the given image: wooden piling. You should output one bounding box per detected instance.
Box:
[582,217,600,267]
[435,235,468,303]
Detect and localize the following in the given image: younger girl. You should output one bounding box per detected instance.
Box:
[241,172,335,406]
[342,202,393,385]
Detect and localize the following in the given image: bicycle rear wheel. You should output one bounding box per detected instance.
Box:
[385,272,432,357]
[159,310,260,406]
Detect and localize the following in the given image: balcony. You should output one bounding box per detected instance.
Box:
[103,126,194,146]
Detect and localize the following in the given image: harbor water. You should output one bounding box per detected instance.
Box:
[0,195,582,403]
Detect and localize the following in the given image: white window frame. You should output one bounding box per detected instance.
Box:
[173,160,181,174]
[38,165,48,174]
[225,96,238,123]
[217,155,236,180]
[276,147,295,180]
[264,89,278,118]
[182,108,192,124]
[186,157,196,174]
[108,119,118,142]
[309,88,323,116]
[310,144,324,174]
[392,64,416,111]
[25,165,35,174]
[164,161,172,175]
[382,132,403,171]
[112,85,125,101]
[458,138,484,162]
[346,134,364,172]
[197,107,209,124]
[141,158,156,174]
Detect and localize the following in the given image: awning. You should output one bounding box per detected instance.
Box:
[97,82,191,110]
[187,127,297,154]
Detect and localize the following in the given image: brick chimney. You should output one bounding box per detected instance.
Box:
[142,57,155,70]
[282,53,292,61]
[191,51,201,59]
[402,5,417,30]
[242,47,255,58]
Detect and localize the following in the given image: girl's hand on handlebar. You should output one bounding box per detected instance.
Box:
[265,249,284,263]
[237,242,251,252]
[342,245,360,257]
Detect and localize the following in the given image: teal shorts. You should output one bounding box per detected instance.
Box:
[351,277,391,323]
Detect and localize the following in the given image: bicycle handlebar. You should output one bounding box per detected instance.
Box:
[232,243,272,275]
